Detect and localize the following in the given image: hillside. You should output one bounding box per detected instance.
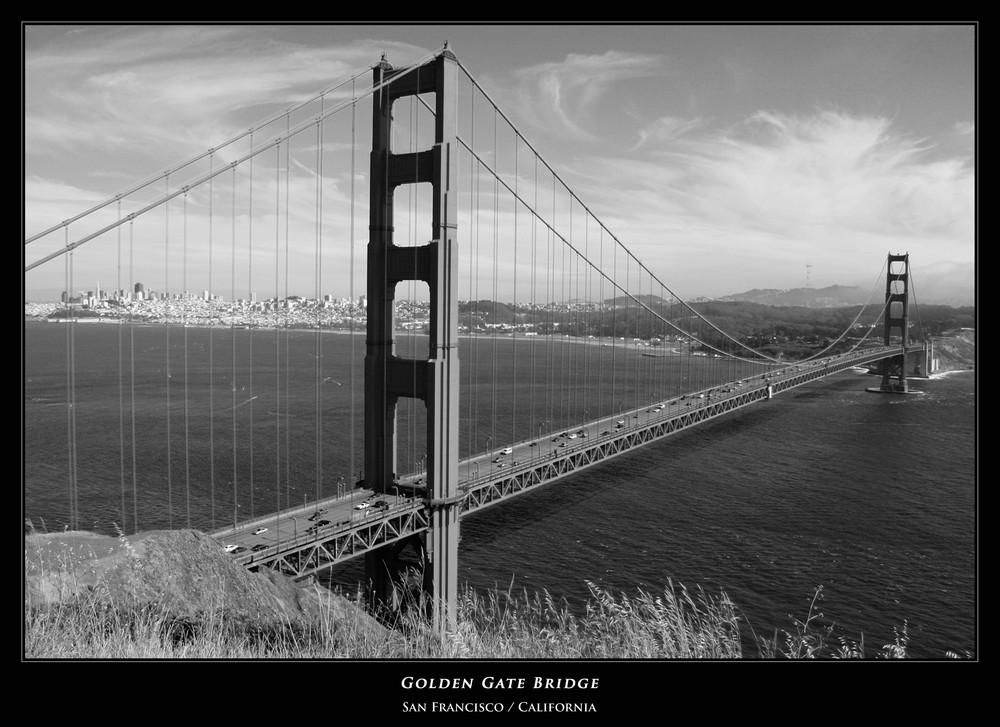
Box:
[933,329,976,372]
[24,528,384,635]
[714,285,871,307]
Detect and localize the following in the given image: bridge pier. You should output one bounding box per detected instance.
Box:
[364,49,461,634]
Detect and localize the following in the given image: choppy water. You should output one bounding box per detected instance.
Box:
[24,321,976,658]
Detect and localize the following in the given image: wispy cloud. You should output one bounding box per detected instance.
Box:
[631,115,706,150]
[512,50,667,142]
[586,109,973,239]
[25,27,417,166]
[564,108,974,296]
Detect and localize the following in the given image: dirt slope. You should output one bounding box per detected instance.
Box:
[24,528,380,633]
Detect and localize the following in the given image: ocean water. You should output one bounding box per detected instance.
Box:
[23,321,976,658]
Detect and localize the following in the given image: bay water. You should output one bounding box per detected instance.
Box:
[23,321,976,658]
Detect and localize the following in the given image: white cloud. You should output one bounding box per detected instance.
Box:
[632,116,705,150]
[557,109,973,299]
[513,50,666,142]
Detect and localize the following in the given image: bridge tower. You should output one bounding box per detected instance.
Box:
[364,49,461,633]
[876,252,911,393]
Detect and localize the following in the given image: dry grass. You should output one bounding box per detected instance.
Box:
[23,524,911,660]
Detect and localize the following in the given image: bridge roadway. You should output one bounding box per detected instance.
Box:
[212,344,918,580]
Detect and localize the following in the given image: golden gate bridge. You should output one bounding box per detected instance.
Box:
[23,46,933,633]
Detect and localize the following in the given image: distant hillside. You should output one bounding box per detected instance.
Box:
[712,285,871,308]
[933,329,976,372]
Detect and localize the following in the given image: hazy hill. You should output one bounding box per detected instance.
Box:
[711,285,872,307]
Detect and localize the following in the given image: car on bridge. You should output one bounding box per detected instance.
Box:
[252,527,268,535]
[354,502,371,510]
[500,447,513,455]
[223,544,239,553]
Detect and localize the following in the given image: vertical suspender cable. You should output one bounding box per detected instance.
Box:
[117,201,125,531]
[165,177,172,528]
[511,131,517,447]
[208,152,216,529]
[183,190,191,528]
[547,173,554,434]
[611,230,617,427]
[598,227,604,421]
[349,84,357,495]
[529,155,537,445]
[129,220,138,532]
[472,99,480,463]
[315,110,324,505]
[231,165,238,528]
[274,141,281,522]
[284,116,291,510]
[247,134,255,519]
[576,210,591,423]
[490,108,498,456]
[64,228,78,531]
[409,89,417,478]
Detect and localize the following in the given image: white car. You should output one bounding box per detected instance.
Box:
[223,544,239,553]
[252,527,268,535]
[500,447,513,455]
[354,502,371,510]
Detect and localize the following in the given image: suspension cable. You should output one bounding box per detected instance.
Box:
[25,62,401,246]
[26,50,445,272]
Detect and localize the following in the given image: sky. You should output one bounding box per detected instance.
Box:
[23,23,977,305]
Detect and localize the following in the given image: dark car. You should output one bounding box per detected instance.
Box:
[232,546,247,554]
[374,500,388,509]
